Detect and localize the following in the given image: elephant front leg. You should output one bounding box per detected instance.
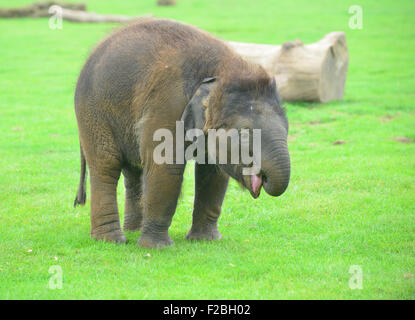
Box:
[138,164,185,248]
[187,164,229,241]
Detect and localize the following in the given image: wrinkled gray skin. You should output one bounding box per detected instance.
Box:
[74,18,290,248]
[209,80,290,199]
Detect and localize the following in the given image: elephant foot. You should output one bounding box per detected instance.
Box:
[138,231,174,248]
[91,229,126,244]
[123,218,142,232]
[186,224,222,241]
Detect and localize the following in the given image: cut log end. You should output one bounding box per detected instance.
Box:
[318,32,349,103]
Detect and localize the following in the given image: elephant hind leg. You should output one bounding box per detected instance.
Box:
[89,166,126,244]
[122,166,143,232]
[76,105,126,243]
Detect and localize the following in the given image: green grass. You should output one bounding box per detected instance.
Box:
[0,0,414,299]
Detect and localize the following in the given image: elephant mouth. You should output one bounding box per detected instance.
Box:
[220,164,263,199]
[249,174,263,199]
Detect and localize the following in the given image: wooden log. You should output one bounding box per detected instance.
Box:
[32,1,86,12]
[42,8,153,23]
[0,1,152,23]
[227,32,349,103]
[0,6,34,18]
[0,1,86,18]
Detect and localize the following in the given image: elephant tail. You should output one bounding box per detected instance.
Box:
[74,145,87,207]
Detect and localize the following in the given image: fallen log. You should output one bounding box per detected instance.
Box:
[43,8,152,23]
[0,2,151,23]
[0,1,86,18]
[228,32,349,103]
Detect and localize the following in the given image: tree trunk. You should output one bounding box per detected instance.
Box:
[0,1,152,23]
[0,1,86,18]
[227,32,349,103]
[45,8,152,23]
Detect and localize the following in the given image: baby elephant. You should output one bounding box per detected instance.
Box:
[74,18,290,248]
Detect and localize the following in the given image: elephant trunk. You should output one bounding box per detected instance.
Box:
[260,139,290,197]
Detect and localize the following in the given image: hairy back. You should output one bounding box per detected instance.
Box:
[75,18,235,114]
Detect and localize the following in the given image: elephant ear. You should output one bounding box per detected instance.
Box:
[181,77,217,131]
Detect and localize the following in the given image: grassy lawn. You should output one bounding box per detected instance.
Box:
[0,0,414,299]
